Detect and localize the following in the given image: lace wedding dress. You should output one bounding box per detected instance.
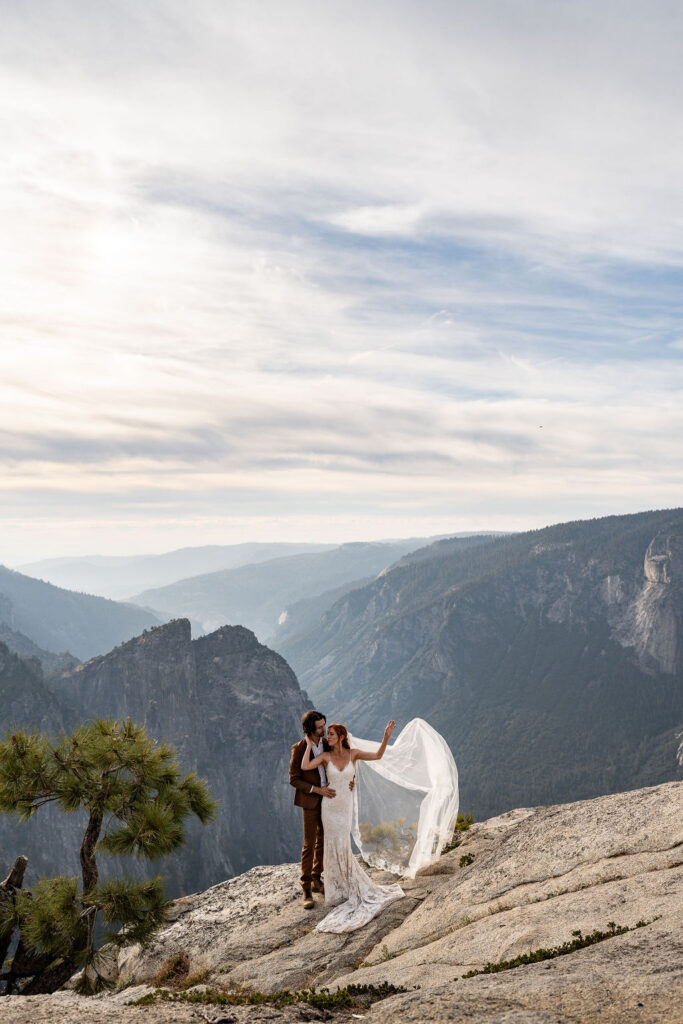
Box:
[316,760,405,934]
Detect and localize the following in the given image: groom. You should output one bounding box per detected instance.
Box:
[289,709,354,909]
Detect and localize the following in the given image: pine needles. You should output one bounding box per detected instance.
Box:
[0,718,217,993]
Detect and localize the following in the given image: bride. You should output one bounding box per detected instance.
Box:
[302,719,405,933]
[303,716,458,933]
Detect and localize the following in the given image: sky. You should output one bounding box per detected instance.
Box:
[2,0,683,563]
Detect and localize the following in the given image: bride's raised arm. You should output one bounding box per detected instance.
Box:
[302,736,329,770]
[352,720,396,762]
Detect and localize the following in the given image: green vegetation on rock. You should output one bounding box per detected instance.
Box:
[131,980,410,1009]
[0,718,216,994]
[461,920,654,978]
[442,813,475,854]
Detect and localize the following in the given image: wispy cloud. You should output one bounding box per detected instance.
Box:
[1,0,683,560]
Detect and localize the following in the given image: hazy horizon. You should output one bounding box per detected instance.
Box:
[10,524,487,566]
[6,506,679,568]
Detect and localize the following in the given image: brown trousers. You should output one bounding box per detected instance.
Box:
[300,802,324,888]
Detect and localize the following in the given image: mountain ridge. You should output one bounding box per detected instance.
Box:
[0,566,162,661]
[130,539,441,640]
[277,508,683,820]
[17,542,336,600]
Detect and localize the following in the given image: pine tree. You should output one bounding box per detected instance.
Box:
[0,718,216,993]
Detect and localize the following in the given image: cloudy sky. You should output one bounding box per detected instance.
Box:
[2,0,683,562]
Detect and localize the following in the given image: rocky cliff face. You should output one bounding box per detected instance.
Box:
[0,623,79,677]
[3,780,680,1024]
[277,509,683,820]
[53,619,310,890]
[610,530,683,674]
[0,621,310,895]
[0,642,85,882]
[0,641,71,735]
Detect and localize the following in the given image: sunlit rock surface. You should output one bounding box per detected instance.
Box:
[4,780,679,1023]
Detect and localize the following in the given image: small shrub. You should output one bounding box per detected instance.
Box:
[459,853,475,867]
[487,900,506,916]
[441,837,462,853]
[354,944,406,968]
[154,951,191,987]
[460,920,653,979]
[346,982,411,1004]
[131,992,158,1006]
[179,968,210,990]
[130,981,410,1009]
[378,944,404,962]
[442,813,475,854]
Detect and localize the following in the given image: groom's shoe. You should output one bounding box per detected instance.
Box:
[311,877,325,895]
[302,888,315,910]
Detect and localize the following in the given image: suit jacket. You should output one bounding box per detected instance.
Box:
[289,738,327,810]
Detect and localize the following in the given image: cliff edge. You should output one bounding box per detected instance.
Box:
[1,779,681,1023]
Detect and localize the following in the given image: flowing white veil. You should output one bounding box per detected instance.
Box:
[350,718,458,878]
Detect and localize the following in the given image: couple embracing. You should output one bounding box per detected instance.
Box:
[289,709,404,934]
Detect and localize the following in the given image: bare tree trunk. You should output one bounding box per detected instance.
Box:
[18,954,78,995]
[5,936,54,995]
[80,806,104,956]
[1,857,27,890]
[0,856,28,984]
[80,806,103,895]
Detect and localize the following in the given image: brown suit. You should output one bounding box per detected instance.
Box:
[289,738,325,888]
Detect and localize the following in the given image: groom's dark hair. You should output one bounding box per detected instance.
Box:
[302,709,326,737]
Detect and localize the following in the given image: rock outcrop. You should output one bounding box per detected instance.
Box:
[3,780,679,1023]
[54,619,311,891]
[612,530,683,674]
[0,620,310,896]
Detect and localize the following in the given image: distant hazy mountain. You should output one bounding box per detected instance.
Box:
[270,536,500,650]
[17,543,335,600]
[278,510,683,820]
[0,621,309,895]
[270,576,376,649]
[131,539,437,641]
[0,566,161,660]
[0,622,79,677]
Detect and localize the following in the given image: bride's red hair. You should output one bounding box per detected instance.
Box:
[327,723,351,750]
